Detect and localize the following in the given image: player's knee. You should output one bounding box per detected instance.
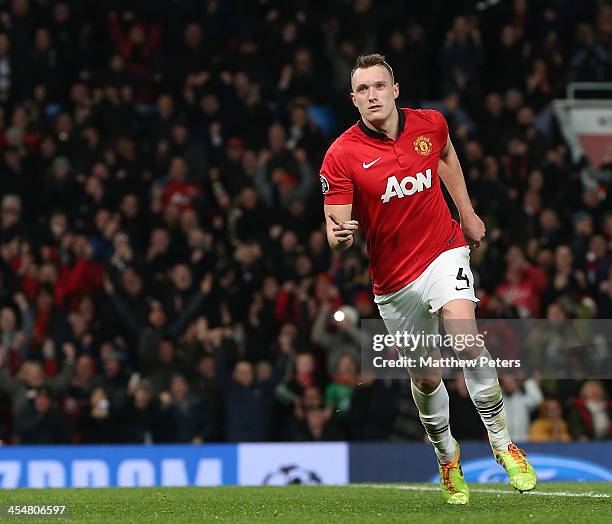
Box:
[411,376,442,394]
[458,342,486,360]
[441,299,476,321]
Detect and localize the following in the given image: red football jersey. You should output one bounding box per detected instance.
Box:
[321,107,466,295]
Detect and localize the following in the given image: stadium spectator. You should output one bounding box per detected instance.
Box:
[295,406,345,442]
[489,25,525,92]
[98,346,130,412]
[324,18,359,99]
[121,379,165,443]
[254,131,314,217]
[0,195,24,242]
[0,293,33,373]
[325,353,359,425]
[568,380,612,440]
[286,385,344,442]
[0,342,75,413]
[217,351,289,442]
[76,386,117,443]
[108,10,161,102]
[14,386,70,444]
[312,303,362,374]
[569,23,610,82]
[529,398,572,442]
[439,16,484,94]
[159,374,212,443]
[384,21,431,106]
[500,375,544,442]
[66,354,99,412]
[291,384,326,421]
[495,246,548,318]
[275,350,321,424]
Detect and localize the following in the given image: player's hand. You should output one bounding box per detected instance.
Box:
[328,213,359,246]
[460,211,485,249]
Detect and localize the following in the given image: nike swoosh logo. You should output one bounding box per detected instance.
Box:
[455,286,470,291]
[362,157,381,169]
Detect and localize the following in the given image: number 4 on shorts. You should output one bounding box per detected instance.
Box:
[455,268,470,291]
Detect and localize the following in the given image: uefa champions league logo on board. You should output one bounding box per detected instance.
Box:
[263,465,322,485]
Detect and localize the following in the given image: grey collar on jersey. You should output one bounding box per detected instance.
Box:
[358,104,406,140]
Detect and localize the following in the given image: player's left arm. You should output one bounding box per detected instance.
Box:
[439,135,486,248]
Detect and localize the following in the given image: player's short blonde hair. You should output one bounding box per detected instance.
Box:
[351,54,395,88]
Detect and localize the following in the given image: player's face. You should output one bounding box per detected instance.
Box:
[351,65,399,124]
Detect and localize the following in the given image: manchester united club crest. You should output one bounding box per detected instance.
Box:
[414,136,432,156]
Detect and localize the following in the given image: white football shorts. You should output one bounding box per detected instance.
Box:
[374,246,479,340]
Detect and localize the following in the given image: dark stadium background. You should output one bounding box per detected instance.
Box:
[0,0,611,447]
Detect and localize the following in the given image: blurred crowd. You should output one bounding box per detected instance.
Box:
[1,0,612,445]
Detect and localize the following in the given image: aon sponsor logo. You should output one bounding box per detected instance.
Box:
[381,168,432,203]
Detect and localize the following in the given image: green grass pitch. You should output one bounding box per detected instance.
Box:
[0,483,610,523]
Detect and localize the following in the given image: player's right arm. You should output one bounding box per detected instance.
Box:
[320,144,357,252]
[324,204,359,251]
